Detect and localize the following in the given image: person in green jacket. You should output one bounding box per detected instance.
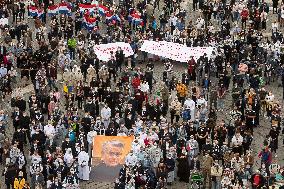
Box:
[68,37,76,60]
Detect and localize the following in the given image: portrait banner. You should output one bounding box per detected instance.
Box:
[140,40,214,62]
[90,135,134,182]
[93,42,134,62]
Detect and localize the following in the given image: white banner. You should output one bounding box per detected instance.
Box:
[93,42,134,62]
[140,40,214,62]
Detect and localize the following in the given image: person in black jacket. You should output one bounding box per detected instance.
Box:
[189,156,201,171]
[13,128,26,151]
[15,96,26,112]
[12,107,21,130]
[0,45,7,63]
[165,154,175,185]
[177,151,190,182]
[202,138,212,155]
[31,128,46,151]
[105,122,117,136]
[108,55,117,82]
[19,112,30,144]
[61,136,76,156]
[115,48,124,72]
[3,163,17,189]
[84,99,96,118]
[81,112,92,135]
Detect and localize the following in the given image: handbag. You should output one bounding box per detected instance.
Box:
[211,166,223,177]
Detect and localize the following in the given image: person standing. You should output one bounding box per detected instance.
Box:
[4,162,17,189]
[184,97,196,122]
[245,105,256,133]
[177,150,190,182]
[165,154,175,185]
[169,13,177,35]
[241,7,249,29]
[30,171,44,189]
[67,36,76,60]
[169,97,182,124]
[272,0,279,13]
[269,125,280,153]
[193,0,198,11]
[202,152,213,188]
[13,171,26,189]
[196,123,209,152]
[217,83,226,111]
[101,104,111,129]
[176,81,187,105]
[115,48,124,72]
[232,130,243,155]
[108,55,117,82]
[260,10,268,30]
[46,64,57,90]
[156,161,168,184]
[78,150,90,181]
[211,160,223,189]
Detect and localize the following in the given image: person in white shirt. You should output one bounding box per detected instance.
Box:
[195,16,205,31]
[265,92,275,104]
[44,123,55,144]
[135,116,143,128]
[197,95,208,108]
[131,139,142,154]
[100,104,111,128]
[149,130,159,142]
[64,148,74,167]
[0,65,7,78]
[125,150,138,167]
[31,151,42,164]
[78,150,90,181]
[272,20,279,33]
[230,153,244,172]
[169,14,178,34]
[186,135,199,160]
[172,27,181,42]
[87,129,97,157]
[281,6,284,27]
[260,10,268,30]
[184,98,196,121]
[140,81,149,93]
[231,132,243,154]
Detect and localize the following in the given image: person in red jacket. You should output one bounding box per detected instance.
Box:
[241,7,249,29]
[188,56,196,81]
[132,74,141,90]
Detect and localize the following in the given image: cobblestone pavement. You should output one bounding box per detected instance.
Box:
[1,0,284,189]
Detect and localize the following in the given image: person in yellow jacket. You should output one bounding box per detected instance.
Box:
[14,171,26,189]
[176,81,188,104]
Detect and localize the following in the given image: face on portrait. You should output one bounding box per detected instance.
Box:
[101,140,124,167]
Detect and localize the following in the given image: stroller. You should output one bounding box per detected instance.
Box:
[189,170,204,189]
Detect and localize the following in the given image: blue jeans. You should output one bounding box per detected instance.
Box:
[69,48,75,60]
[211,178,221,189]
[48,78,56,90]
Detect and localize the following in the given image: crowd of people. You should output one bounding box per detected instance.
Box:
[0,0,284,188]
